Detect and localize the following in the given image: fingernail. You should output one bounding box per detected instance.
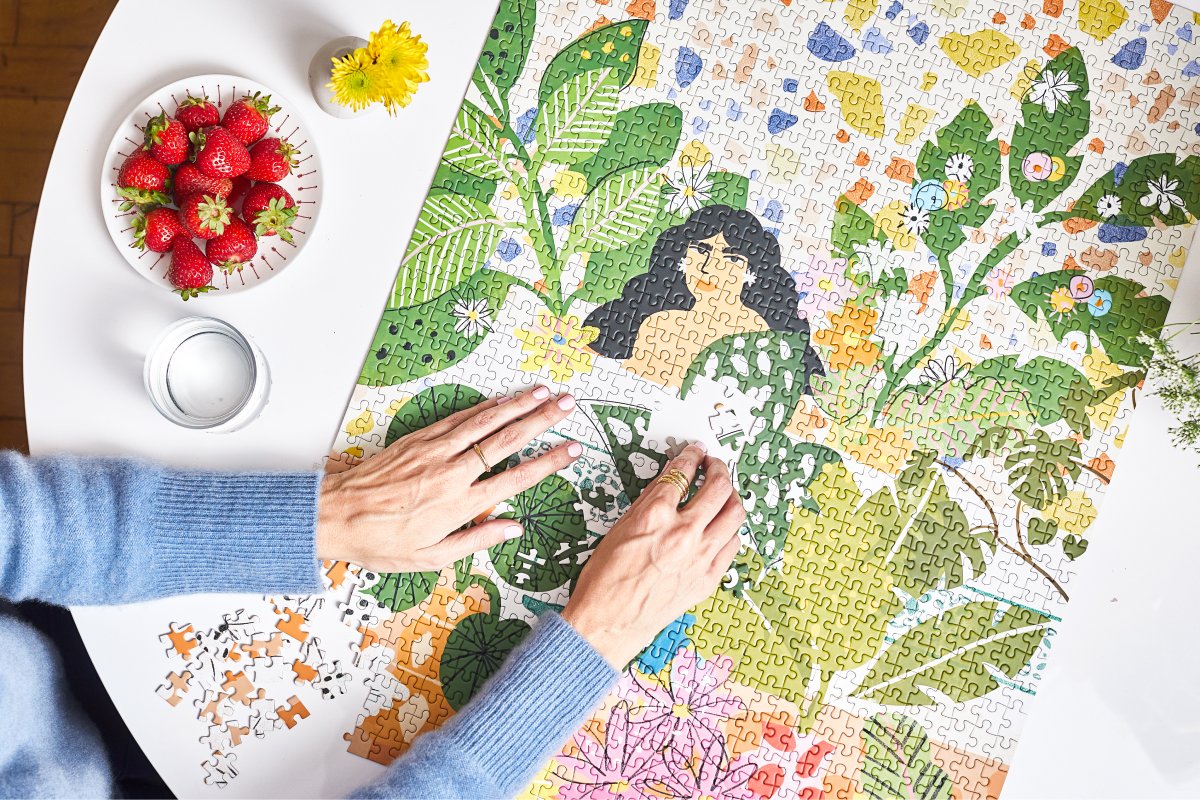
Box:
[496,395,512,405]
[557,394,576,410]
[504,524,523,539]
[692,441,708,453]
[532,386,550,400]
[567,442,583,457]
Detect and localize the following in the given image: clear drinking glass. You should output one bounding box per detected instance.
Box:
[144,317,269,432]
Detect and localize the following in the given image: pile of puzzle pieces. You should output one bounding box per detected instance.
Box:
[156,592,349,786]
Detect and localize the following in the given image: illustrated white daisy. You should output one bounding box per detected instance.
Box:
[1140,175,1184,216]
[851,239,897,283]
[921,355,968,386]
[901,205,931,235]
[1027,69,1079,115]
[742,269,757,287]
[664,161,713,215]
[998,200,1045,239]
[1095,194,1121,219]
[451,297,491,338]
[945,153,975,183]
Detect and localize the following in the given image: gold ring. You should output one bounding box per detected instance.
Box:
[656,468,690,503]
[472,442,491,471]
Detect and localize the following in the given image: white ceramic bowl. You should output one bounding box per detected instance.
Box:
[101,73,322,294]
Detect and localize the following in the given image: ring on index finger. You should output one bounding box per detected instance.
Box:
[656,468,690,504]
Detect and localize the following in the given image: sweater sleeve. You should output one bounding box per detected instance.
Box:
[0,451,323,605]
[352,612,618,800]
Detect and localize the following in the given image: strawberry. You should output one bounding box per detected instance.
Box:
[242,183,297,243]
[116,150,170,210]
[175,94,220,133]
[206,217,258,273]
[227,175,252,209]
[189,126,250,179]
[179,193,232,240]
[167,238,215,300]
[131,207,185,252]
[172,163,232,207]
[221,92,279,146]
[245,138,299,182]
[143,111,188,165]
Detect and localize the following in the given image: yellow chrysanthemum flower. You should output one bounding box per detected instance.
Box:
[327,49,383,112]
[367,19,430,115]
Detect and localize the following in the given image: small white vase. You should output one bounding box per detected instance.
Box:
[308,36,378,118]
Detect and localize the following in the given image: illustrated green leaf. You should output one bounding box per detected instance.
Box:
[472,0,536,100]
[968,355,1098,437]
[393,193,504,307]
[490,475,589,592]
[574,103,683,187]
[707,171,750,209]
[682,328,826,434]
[1010,273,1170,367]
[440,614,531,709]
[1027,515,1059,547]
[830,194,886,264]
[385,383,486,445]
[443,101,512,181]
[362,270,514,387]
[566,165,664,253]
[887,451,989,595]
[1009,48,1090,211]
[853,601,1052,705]
[914,104,1001,262]
[367,570,439,613]
[860,714,953,800]
[1003,429,1082,510]
[1074,153,1200,227]
[537,67,620,167]
[539,20,648,108]
[586,402,664,502]
[430,160,497,205]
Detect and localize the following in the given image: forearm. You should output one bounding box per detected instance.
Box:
[352,612,617,800]
[0,451,323,605]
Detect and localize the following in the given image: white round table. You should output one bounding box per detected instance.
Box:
[22,0,1200,796]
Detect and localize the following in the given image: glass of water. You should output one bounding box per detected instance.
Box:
[144,317,269,432]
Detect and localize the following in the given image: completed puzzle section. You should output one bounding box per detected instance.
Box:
[160,0,1200,795]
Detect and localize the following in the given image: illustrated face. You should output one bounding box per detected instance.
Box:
[682,233,751,298]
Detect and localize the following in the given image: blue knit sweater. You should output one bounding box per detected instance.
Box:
[0,452,616,798]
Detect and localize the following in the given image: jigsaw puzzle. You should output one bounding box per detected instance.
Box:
[157,0,1200,795]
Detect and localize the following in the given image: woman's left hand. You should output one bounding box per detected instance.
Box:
[315,386,581,572]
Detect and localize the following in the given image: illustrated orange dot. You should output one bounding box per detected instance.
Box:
[1021,13,1036,29]
[854,150,870,167]
[1043,0,1063,16]
[998,139,1010,156]
[993,12,1006,24]
[803,91,825,112]
[835,129,849,143]
[1088,138,1105,154]
[1044,34,1070,57]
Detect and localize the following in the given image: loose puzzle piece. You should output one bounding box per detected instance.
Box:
[157,0,1200,794]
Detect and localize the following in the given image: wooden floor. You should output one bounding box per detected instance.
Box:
[0,0,117,452]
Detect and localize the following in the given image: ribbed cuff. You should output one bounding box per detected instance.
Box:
[451,612,618,794]
[151,469,323,596]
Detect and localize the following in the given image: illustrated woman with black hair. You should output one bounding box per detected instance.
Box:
[586,204,823,388]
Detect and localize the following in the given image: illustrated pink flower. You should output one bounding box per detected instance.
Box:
[792,254,854,324]
[657,734,757,800]
[629,648,745,753]
[555,702,666,800]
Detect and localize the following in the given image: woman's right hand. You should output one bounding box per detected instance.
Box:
[561,444,745,668]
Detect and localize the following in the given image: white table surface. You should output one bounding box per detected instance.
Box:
[22,0,1200,796]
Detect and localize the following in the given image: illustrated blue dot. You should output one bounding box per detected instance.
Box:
[1179,23,1194,42]
[942,456,965,469]
[513,107,537,144]
[675,46,704,87]
[911,180,947,210]
[1112,37,1147,70]
[767,108,799,135]
[907,22,930,45]
[807,21,856,62]
[497,238,523,262]
[1098,223,1147,243]
[886,0,903,20]
[862,27,893,55]
[1041,242,1056,256]
[763,199,785,223]
[1113,162,1128,185]
[551,203,580,227]
[783,77,799,93]
[1184,59,1200,78]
